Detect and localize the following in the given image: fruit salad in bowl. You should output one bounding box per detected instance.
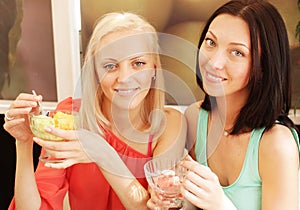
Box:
[29,110,77,141]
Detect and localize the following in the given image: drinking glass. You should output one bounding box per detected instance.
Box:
[29,110,78,163]
[144,149,188,209]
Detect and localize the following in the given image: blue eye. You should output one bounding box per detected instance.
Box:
[205,38,215,47]
[231,50,244,57]
[134,61,146,67]
[103,63,117,71]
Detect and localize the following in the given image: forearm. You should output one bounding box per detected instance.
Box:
[95,150,149,209]
[101,170,149,210]
[14,141,41,210]
[77,130,149,209]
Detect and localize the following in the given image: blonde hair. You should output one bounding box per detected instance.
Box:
[79,12,165,136]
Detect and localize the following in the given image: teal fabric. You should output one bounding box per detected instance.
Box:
[194,108,300,210]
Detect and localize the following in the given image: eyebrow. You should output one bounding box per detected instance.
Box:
[101,57,118,61]
[129,53,148,59]
[207,30,250,50]
[99,54,148,64]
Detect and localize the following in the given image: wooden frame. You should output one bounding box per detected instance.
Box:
[0,0,81,114]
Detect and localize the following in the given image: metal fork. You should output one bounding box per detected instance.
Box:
[32,90,47,115]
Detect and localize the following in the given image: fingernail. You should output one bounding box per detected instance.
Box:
[45,127,52,132]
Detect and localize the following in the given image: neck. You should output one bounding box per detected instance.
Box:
[102,99,149,143]
[214,93,247,136]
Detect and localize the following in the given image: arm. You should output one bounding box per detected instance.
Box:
[39,108,187,209]
[259,124,299,210]
[182,102,237,210]
[184,101,201,158]
[35,128,150,210]
[37,129,149,210]
[95,108,187,209]
[5,93,68,210]
[3,93,42,209]
[99,108,187,209]
[153,108,187,158]
[181,156,237,210]
[14,141,41,210]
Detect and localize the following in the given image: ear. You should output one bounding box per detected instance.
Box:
[152,65,157,81]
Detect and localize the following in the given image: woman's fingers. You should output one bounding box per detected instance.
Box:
[45,158,77,169]
[3,118,26,129]
[181,186,206,209]
[4,93,40,125]
[182,175,207,199]
[4,107,32,123]
[182,160,213,180]
[44,127,78,140]
[16,92,41,101]
[12,93,41,110]
[184,154,194,161]
[34,136,92,167]
[147,196,170,210]
[185,170,212,191]
[33,137,79,151]
[147,186,172,209]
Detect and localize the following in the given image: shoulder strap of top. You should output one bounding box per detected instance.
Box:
[194,108,209,166]
[244,127,266,180]
[147,134,154,157]
[246,123,300,177]
[275,121,300,151]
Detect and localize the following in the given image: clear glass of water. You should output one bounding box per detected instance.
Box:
[144,149,187,209]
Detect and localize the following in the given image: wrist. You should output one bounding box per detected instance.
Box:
[16,139,34,154]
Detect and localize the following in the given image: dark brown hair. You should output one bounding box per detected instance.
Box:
[196,0,297,134]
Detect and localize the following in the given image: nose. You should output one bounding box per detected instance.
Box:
[208,50,226,71]
[117,61,134,82]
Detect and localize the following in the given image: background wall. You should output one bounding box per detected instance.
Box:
[0,0,57,101]
[80,0,300,106]
[1,0,299,105]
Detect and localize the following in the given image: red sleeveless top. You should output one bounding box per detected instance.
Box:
[9,97,153,210]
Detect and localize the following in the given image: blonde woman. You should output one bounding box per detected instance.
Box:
[4,12,186,210]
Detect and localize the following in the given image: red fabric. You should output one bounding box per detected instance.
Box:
[9,97,151,210]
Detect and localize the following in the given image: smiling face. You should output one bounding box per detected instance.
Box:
[95,30,156,111]
[199,14,251,99]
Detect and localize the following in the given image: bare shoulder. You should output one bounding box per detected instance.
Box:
[184,101,202,121]
[163,107,187,135]
[164,106,184,120]
[260,124,298,157]
[183,101,203,154]
[184,101,203,133]
[259,124,299,175]
[152,107,187,157]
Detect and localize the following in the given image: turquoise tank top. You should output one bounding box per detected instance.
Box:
[194,108,300,210]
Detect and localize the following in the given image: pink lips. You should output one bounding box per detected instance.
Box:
[205,71,227,83]
[114,87,139,96]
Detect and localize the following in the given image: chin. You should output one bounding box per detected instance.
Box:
[113,99,143,111]
[203,86,225,97]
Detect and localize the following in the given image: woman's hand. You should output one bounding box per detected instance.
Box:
[181,155,235,210]
[3,93,41,143]
[146,186,172,210]
[33,127,93,168]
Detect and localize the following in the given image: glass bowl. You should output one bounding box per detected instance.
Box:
[29,110,77,141]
